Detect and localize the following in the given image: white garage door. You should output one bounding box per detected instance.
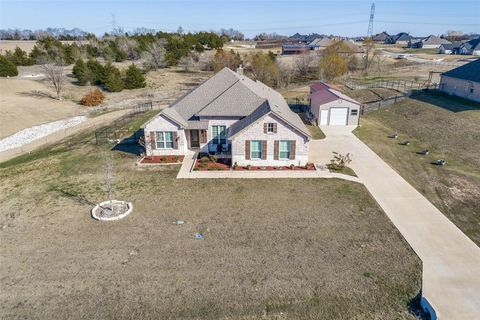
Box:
[329,108,348,125]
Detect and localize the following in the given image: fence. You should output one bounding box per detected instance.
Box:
[361,92,411,114]
[343,78,427,92]
[94,102,153,145]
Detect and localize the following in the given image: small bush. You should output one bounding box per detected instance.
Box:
[209,155,218,162]
[0,55,18,77]
[199,156,210,163]
[328,152,352,170]
[80,89,105,106]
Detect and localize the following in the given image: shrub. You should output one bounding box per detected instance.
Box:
[102,63,124,92]
[0,55,18,77]
[72,58,90,85]
[209,155,218,162]
[86,59,104,85]
[80,89,105,106]
[328,152,352,170]
[199,156,210,163]
[124,64,146,89]
[5,47,32,66]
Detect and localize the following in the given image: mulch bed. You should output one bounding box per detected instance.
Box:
[233,163,316,171]
[140,155,184,164]
[194,158,231,171]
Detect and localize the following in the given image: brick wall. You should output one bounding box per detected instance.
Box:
[440,76,480,102]
[144,115,187,156]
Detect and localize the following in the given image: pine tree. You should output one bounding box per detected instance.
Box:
[72,58,89,85]
[124,64,146,89]
[0,55,18,77]
[103,63,124,92]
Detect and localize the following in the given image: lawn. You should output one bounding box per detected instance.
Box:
[354,91,480,246]
[0,122,421,319]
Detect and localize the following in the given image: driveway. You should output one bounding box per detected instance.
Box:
[309,126,480,319]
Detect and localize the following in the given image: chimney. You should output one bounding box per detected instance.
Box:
[236,64,244,75]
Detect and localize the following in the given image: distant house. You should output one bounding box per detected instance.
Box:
[143,67,311,166]
[438,43,461,55]
[309,37,333,50]
[309,82,361,126]
[458,38,480,56]
[439,59,480,102]
[385,32,413,46]
[372,32,390,42]
[282,39,363,55]
[281,43,311,55]
[409,35,451,49]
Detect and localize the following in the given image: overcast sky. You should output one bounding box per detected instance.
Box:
[1,0,479,37]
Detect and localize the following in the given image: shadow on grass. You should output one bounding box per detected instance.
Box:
[410,90,480,113]
[111,129,144,156]
[18,90,56,100]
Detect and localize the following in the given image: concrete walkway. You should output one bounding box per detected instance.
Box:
[310,126,480,319]
[176,150,362,182]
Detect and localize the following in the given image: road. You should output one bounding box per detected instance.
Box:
[309,126,480,319]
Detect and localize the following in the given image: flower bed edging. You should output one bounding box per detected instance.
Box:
[91,200,133,221]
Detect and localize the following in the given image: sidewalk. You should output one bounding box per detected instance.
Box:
[176,150,362,182]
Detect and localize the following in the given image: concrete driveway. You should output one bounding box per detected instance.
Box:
[309,125,480,319]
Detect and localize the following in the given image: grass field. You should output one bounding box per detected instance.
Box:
[0,117,421,319]
[354,91,480,246]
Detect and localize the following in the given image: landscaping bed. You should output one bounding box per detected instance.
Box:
[139,155,184,164]
[193,157,231,171]
[233,163,316,171]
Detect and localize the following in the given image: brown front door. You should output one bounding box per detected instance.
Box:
[190,130,200,148]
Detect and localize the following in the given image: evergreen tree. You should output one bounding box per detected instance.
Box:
[5,47,32,66]
[103,64,124,92]
[0,55,19,77]
[72,58,89,85]
[86,59,104,85]
[124,64,146,89]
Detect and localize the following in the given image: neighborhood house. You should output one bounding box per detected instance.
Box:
[142,67,311,166]
[439,58,480,102]
[309,82,361,126]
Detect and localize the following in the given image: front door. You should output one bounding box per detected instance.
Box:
[190,130,200,148]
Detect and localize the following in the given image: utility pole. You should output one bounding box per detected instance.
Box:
[367,2,375,37]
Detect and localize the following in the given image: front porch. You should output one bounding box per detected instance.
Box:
[185,128,232,158]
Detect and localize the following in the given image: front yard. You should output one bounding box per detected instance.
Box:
[354,92,480,246]
[0,123,421,319]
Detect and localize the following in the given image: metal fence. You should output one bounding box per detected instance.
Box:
[94,102,153,145]
[343,78,427,92]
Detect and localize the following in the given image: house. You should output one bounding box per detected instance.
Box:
[142,67,311,166]
[309,82,361,126]
[458,38,480,56]
[281,43,311,55]
[409,35,450,49]
[309,37,333,50]
[385,32,412,46]
[372,31,390,42]
[438,43,461,54]
[439,59,480,102]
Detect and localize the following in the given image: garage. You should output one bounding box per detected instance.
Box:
[329,107,348,125]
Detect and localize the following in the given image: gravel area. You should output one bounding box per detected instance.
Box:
[0,116,87,152]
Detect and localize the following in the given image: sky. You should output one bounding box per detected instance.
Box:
[1,0,479,37]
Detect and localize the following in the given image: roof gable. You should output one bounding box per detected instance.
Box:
[442,59,480,82]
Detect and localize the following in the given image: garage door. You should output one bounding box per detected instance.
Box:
[329,108,348,125]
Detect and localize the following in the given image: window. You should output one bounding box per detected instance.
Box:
[267,123,275,133]
[279,140,291,159]
[351,109,358,116]
[250,140,262,159]
[212,125,227,144]
[156,131,174,149]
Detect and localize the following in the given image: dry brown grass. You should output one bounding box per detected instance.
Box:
[0,126,421,319]
[355,92,480,245]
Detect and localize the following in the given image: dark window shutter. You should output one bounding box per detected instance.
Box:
[245,141,250,160]
[263,123,268,133]
[290,140,296,160]
[173,132,178,149]
[274,140,279,160]
[150,131,156,150]
[273,123,278,133]
[261,141,267,160]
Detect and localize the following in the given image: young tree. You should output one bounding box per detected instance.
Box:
[247,52,278,86]
[86,59,104,85]
[295,51,316,80]
[277,60,296,88]
[0,55,18,77]
[319,53,347,80]
[178,52,198,72]
[72,58,89,85]
[210,49,242,72]
[40,55,65,100]
[103,63,124,92]
[124,64,146,89]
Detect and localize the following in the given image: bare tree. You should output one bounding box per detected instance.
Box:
[142,39,167,71]
[40,56,65,100]
[295,52,316,80]
[102,151,115,206]
[276,59,296,88]
[178,52,199,72]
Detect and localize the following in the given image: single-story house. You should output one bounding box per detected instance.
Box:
[372,32,390,42]
[439,59,480,102]
[438,43,461,55]
[309,82,361,126]
[282,43,311,55]
[458,38,480,56]
[385,32,412,46]
[309,37,333,50]
[409,35,451,49]
[142,67,311,166]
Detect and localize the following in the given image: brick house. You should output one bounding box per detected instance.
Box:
[142,68,311,166]
[439,59,480,102]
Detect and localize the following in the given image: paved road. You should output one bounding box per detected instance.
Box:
[309,126,480,319]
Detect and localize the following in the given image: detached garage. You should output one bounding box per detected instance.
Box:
[309,82,361,126]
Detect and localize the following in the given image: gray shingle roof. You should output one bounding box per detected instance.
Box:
[422,35,450,45]
[161,107,189,127]
[461,38,480,51]
[442,59,480,82]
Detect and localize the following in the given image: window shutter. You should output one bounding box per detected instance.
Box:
[150,131,156,150]
[263,123,268,133]
[273,123,278,133]
[274,140,279,160]
[245,141,251,160]
[261,140,267,160]
[173,132,178,149]
[290,140,296,160]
